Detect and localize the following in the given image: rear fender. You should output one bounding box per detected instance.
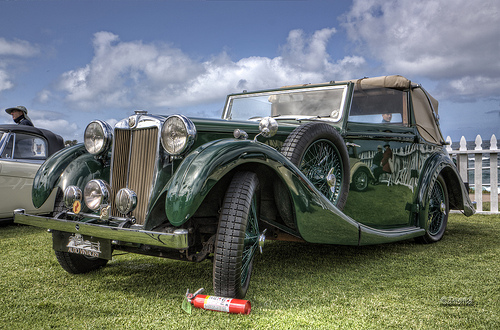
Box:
[416,152,474,227]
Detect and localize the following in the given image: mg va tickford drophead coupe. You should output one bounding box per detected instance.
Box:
[15,75,474,298]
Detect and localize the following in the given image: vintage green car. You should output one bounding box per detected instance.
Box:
[15,75,474,298]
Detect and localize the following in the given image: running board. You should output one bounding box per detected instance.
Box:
[358,225,425,245]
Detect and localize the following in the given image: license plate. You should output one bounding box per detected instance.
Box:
[52,231,112,260]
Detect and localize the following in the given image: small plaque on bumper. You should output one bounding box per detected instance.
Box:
[52,231,112,260]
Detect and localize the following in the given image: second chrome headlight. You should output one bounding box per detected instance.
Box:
[161,115,196,156]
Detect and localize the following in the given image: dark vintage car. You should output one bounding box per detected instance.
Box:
[0,125,64,222]
[15,75,474,298]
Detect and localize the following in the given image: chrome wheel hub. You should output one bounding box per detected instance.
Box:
[326,168,337,193]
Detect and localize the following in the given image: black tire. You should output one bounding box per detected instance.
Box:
[52,192,108,274]
[416,174,449,243]
[213,171,260,299]
[351,168,370,192]
[281,122,349,209]
[54,248,108,274]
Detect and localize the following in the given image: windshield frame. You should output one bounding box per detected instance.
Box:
[222,84,349,123]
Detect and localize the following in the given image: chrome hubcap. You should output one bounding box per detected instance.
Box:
[326,168,337,193]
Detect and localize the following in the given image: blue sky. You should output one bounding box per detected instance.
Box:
[1,0,499,143]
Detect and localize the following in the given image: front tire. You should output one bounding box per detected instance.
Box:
[213,171,260,298]
[54,248,108,274]
[52,192,108,274]
[417,174,449,243]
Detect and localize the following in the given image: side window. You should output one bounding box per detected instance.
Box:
[1,136,14,159]
[13,133,48,160]
[349,87,408,126]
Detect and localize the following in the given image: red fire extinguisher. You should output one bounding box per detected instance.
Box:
[184,288,251,314]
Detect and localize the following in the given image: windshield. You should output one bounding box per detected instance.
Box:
[223,85,348,122]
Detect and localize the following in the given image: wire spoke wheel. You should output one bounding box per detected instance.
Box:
[428,179,446,235]
[280,122,350,209]
[242,194,259,285]
[417,174,449,243]
[352,169,369,191]
[213,171,260,298]
[300,139,343,204]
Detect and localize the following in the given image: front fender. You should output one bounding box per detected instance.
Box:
[165,139,288,226]
[164,138,361,245]
[32,144,109,208]
[32,144,87,207]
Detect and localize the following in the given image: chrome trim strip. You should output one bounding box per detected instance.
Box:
[14,209,188,249]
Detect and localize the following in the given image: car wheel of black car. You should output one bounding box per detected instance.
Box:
[52,192,108,274]
[417,174,449,244]
[281,122,350,209]
[352,168,370,192]
[213,171,260,299]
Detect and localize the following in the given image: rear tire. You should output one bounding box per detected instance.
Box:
[416,174,449,243]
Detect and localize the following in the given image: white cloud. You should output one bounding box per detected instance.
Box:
[56,30,366,111]
[0,38,40,94]
[24,109,79,139]
[0,69,13,92]
[35,89,52,103]
[0,37,40,57]
[437,76,500,102]
[342,0,500,100]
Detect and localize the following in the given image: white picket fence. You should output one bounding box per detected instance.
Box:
[446,134,499,214]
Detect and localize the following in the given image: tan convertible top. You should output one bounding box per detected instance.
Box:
[338,75,443,144]
[343,75,412,91]
[284,75,444,144]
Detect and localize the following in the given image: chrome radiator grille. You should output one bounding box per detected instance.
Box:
[111,127,158,225]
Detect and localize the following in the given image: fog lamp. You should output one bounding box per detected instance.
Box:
[115,188,137,215]
[84,179,111,211]
[63,186,82,209]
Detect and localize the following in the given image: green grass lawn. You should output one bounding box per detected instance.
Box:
[1,213,499,329]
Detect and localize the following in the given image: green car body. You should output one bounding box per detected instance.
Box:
[15,75,474,298]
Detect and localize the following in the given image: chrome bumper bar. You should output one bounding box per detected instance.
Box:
[14,209,189,249]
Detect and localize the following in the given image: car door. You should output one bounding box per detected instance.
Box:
[342,86,420,229]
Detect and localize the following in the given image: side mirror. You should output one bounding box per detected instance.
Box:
[257,117,278,139]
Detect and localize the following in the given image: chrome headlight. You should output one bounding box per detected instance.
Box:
[115,188,137,215]
[161,115,196,156]
[84,120,113,155]
[63,186,82,209]
[83,179,111,211]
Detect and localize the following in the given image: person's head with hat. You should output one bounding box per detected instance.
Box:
[5,106,33,126]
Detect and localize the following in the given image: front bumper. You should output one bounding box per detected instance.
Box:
[14,209,189,249]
